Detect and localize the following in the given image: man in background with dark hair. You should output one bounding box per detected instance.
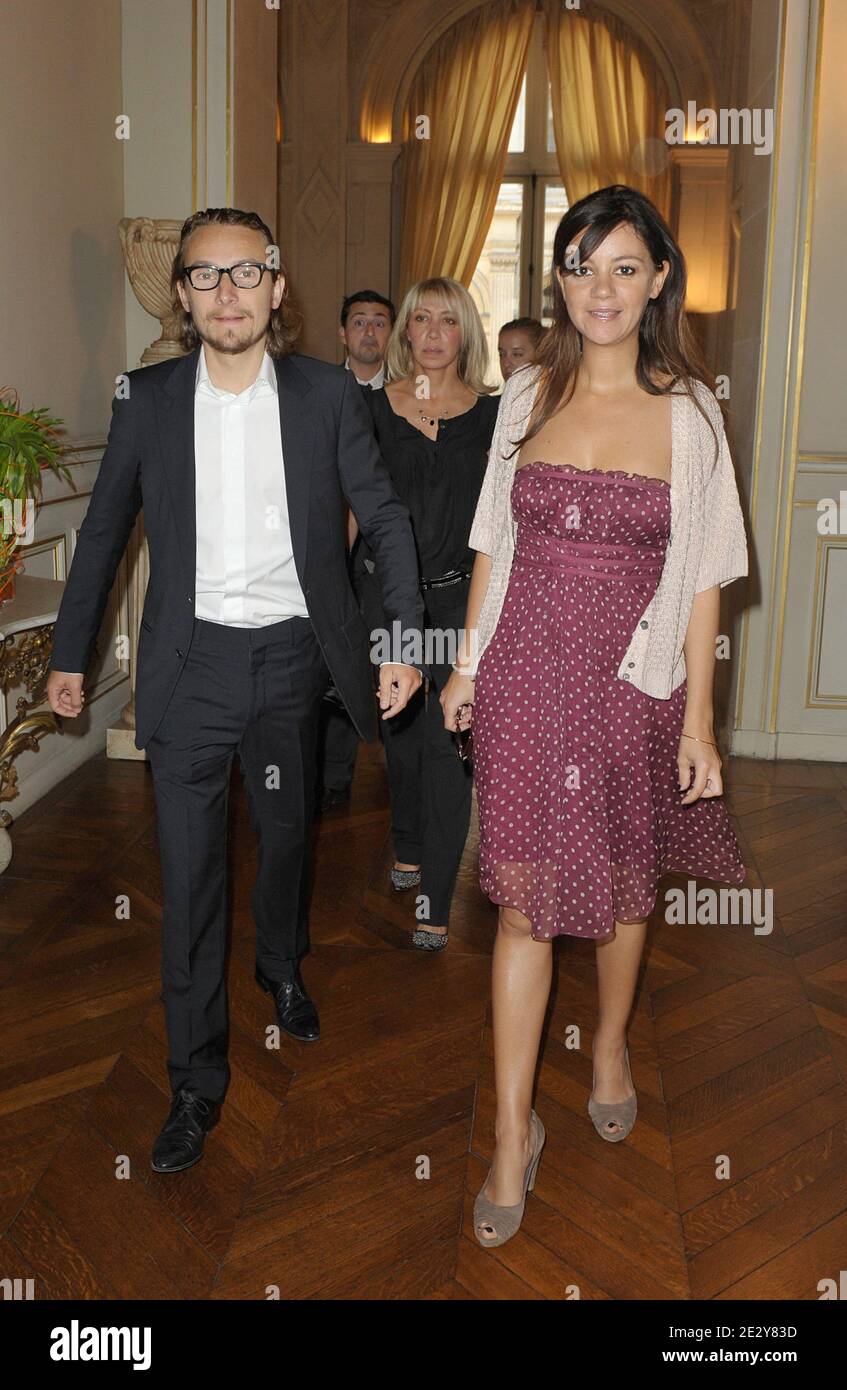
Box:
[339,289,395,390]
[316,290,397,811]
[46,210,424,1173]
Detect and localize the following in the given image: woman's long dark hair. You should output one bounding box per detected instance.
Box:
[507,185,718,462]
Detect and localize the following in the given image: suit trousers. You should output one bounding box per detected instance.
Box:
[146,613,329,1102]
[316,696,360,795]
[365,572,474,927]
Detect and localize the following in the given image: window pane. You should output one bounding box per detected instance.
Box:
[541,184,568,324]
[508,75,526,153]
[546,83,556,153]
[470,182,524,382]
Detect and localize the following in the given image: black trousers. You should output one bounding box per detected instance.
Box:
[366,572,474,928]
[317,698,360,794]
[146,614,329,1103]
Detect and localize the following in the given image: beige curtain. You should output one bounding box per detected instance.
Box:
[544,2,672,222]
[398,0,534,291]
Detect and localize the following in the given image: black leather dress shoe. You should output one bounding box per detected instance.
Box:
[150,1088,221,1173]
[256,965,320,1041]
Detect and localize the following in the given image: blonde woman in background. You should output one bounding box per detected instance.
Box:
[351,277,499,949]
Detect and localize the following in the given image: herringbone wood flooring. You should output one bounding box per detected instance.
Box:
[1,739,845,1300]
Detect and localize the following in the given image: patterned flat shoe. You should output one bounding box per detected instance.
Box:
[474,1109,546,1248]
[588,1040,637,1142]
[411,927,448,951]
[390,865,421,891]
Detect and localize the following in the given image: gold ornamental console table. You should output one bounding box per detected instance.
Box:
[0,574,65,873]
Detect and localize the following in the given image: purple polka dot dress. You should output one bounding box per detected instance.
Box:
[472,463,747,942]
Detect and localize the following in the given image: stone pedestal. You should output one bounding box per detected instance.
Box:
[106,518,149,762]
[108,218,184,761]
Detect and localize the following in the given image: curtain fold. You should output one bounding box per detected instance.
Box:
[543,1,672,221]
[397,0,534,291]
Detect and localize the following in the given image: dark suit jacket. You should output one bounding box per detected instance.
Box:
[48,347,428,749]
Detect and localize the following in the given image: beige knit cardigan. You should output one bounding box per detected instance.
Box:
[464,363,748,697]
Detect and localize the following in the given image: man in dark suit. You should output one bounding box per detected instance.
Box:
[46,207,426,1173]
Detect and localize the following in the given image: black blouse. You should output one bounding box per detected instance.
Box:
[360,386,501,580]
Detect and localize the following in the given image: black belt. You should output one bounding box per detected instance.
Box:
[362,557,471,590]
[420,569,472,591]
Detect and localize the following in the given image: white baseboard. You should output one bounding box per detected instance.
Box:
[2,686,140,826]
[731,726,847,762]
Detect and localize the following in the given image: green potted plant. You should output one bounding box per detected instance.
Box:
[0,387,75,603]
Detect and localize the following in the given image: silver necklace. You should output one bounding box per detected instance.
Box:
[419,405,450,427]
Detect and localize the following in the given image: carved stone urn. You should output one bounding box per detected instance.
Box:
[118,217,186,364]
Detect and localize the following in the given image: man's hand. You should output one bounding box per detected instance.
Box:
[377,663,422,719]
[47,670,86,718]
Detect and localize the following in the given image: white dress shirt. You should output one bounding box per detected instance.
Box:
[344,355,385,390]
[194,345,310,626]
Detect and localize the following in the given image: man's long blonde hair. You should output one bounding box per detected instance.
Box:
[170,207,302,357]
[385,277,497,394]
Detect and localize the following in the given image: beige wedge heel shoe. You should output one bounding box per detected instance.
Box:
[588,1039,637,1142]
[474,1109,546,1248]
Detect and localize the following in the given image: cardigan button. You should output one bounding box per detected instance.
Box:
[622,672,630,681]
[627,661,635,668]
[640,620,649,629]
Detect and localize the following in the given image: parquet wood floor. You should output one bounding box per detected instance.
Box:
[1,740,845,1300]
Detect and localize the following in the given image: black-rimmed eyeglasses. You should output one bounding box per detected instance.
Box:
[182,262,274,290]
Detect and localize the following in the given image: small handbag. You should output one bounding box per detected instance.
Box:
[453,704,474,763]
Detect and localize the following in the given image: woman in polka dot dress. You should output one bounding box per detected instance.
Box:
[441,186,748,1248]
